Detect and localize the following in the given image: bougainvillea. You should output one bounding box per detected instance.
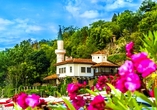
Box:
[115,41,157,93]
[88,95,105,110]
[12,92,45,109]
[11,41,157,110]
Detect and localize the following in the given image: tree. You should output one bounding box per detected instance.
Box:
[140,0,156,12]
[117,10,135,34]
[26,50,50,84]
[138,4,157,33]
[112,13,118,22]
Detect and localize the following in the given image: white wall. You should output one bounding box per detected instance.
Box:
[91,54,107,63]
[57,63,94,78]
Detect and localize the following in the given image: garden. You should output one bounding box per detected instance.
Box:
[0,31,156,110]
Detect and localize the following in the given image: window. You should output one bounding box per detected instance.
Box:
[59,68,61,73]
[81,67,86,73]
[61,68,63,73]
[70,66,72,73]
[87,67,91,73]
[64,67,66,73]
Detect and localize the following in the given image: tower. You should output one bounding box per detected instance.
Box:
[55,26,66,63]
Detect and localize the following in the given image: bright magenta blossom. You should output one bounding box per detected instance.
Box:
[88,95,105,110]
[118,60,134,76]
[13,92,41,109]
[116,42,157,93]
[25,94,40,108]
[137,59,157,77]
[96,76,108,90]
[116,77,127,93]
[124,72,141,91]
[131,52,148,67]
[116,72,141,92]
[149,90,154,97]
[16,92,29,109]
[126,41,134,57]
[67,83,86,99]
[131,52,157,77]
[72,96,85,110]
[67,83,80,93]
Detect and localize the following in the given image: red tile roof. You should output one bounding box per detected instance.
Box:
[91,50,107,55]
[43,74,58,80]
[91,61,119,67]
[54,58,96,66]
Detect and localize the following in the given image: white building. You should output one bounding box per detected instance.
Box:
[54,27,119,79]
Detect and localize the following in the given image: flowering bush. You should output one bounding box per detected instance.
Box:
[12,92,47,110]
[11,39,157,109]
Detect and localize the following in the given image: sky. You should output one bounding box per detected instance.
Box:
[0,0,147,50]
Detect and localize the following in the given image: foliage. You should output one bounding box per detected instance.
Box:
[0,1,156,95]
[140,31,157,63]
[108,53,126,63]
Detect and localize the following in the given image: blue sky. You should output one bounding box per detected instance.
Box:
[0,0,147,50]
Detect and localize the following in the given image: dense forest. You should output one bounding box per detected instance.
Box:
[0,0,157,89]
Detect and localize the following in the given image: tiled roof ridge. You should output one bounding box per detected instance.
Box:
[91,50,107,54]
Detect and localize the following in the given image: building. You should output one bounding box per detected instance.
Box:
[44,26,119,84]
[55,27,119,78]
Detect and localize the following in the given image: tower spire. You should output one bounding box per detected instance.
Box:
[55,25,66,63]
[58,25,63,40]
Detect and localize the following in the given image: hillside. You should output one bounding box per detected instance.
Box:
[0,0,156,88]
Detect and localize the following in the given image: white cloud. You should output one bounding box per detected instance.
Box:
[0,17,46,50]
[65,5,80,17]
[0,18,14,25]
[80,10,99,19]
[25,25,42,33]
[105,0,139,11]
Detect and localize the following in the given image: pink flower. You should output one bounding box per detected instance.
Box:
[149,90,154,97]
[96,76,108,90]
[91,86,95,91]
[116,77,127,93]
[124,72,141,91]
[25,94,40,108]
[137,59,157,77]
[67,83,85,99]
[126,41,134,57]
[131,52,157,77]
[13,92,41,109]
[88,95,105,110]
[67,83,80,93]
[118,60,134,76]
[116,72,141,92]
[131,52,147,67]
[72,96,85,110]
[16,92,29,109]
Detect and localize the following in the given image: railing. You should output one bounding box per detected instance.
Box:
[94,72,116,76]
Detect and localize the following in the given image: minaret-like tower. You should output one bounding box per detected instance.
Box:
[55,26,66,63]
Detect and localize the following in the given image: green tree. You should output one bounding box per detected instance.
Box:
[138,4,157,33]
[26,50,50,84]
[140,0,156,12]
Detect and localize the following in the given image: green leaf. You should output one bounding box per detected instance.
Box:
[26,106,32,110]
[106,102,122,110]
[107,83,121,98]
[154,88,157,106]
[48,104,66,110]
[55,91,62,97]
[14,103,22,110]
[86,89,97,96]
[134,91,155,106]
[131,98,141,110]
[62,97,76,110]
